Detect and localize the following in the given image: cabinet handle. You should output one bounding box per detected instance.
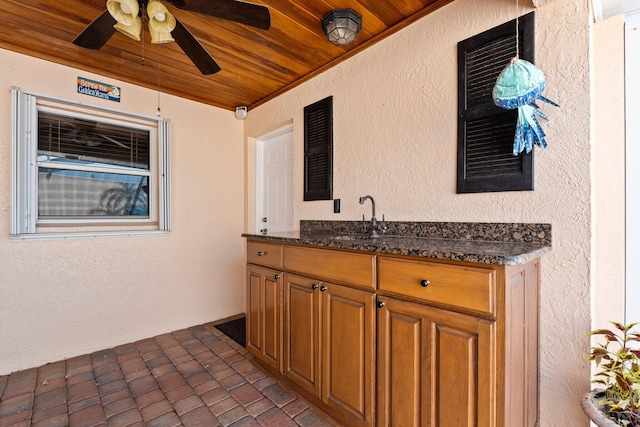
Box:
[377,301,385,308]
[257,251,265,256]
[274,274,280,279]
[311,284,319,289]
[320,286,327,292]
[420,279,430,287]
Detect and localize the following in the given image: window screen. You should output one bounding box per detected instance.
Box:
[37,112,151,217]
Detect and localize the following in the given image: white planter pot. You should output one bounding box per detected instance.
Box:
[581,391,620,427]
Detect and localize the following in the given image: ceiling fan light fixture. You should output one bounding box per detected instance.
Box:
[75,0,271,75]
[106,0,140,26]
[113,16,142,41]
[322,9,362,46]
[149,28,175,44]
[148,0,176,44]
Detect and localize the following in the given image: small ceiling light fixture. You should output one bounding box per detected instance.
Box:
[322,9,362,46]
[235,106,248,120]
[106,0,175,44]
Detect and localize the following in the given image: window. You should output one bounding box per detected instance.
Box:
[457,12,535,193]
[303,96,333,201]
[11,88,171,238]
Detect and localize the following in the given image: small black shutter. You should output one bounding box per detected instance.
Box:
[457,12,535,193]
[304,96,333,201]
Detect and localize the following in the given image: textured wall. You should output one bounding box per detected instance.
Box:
[593,15,626,325]
[0,49,246,374]
[245,0,600,425]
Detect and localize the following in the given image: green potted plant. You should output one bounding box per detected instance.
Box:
[582,322,640,426]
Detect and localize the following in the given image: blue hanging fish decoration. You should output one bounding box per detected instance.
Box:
[492,58,559,155]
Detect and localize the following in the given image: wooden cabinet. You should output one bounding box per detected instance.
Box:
[377,256,540,427]
[377,295,494,427]
[246,265,282,372]
[283,275,375,427]
[246,240,541,427]
[378,257,496,315]
[284,245,376,290]
[283,245,376,427]
[246,242,284,373]
[283,274,320,395]
[321,281,375,427]
[247,241,283,269]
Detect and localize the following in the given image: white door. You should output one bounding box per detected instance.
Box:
[256,127,294,233]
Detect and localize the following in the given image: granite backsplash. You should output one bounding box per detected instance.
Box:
[299,220,551,245]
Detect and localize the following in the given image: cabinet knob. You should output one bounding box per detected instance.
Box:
[274,274,280,279]
[377,301,385,308]
[311,284,319,289]
[420,279,430,287]
[320,286,327,292]
[257,251,265,256]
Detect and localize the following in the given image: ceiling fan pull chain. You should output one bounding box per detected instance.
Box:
[141,7,145,66]
[157,42,162,117]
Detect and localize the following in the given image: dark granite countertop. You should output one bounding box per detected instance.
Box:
[243,221,552,265]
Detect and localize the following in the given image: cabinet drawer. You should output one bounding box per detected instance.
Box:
[247,241,283,269]
[284,246,376,290]
[378,257,495,315]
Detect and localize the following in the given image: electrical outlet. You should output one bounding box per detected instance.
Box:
[333,199,340,213]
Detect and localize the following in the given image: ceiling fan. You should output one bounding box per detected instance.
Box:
[73,0,271,75]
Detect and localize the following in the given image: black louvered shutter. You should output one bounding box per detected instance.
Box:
[457,12,535,193]
[304,96,333,201]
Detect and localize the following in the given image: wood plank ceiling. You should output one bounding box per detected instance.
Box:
[0,0,454,111]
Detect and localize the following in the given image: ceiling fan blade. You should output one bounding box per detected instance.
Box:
[172,19,222,75]
[168,0,270,30]
[73,10,117,50]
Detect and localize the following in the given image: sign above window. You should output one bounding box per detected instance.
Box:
[77,77,121,102]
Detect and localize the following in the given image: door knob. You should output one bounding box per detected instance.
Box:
[320,286,327,292]
[420,279,430,287]
[377,301,385,308]
[311,283,319,289]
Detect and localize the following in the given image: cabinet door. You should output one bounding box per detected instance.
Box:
[321,283,375,427]
[283,273,321,396]
[377,296,495,427]
[246,265,282,372]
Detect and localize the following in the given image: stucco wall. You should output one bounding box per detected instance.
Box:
[245,0,598,425]
[0,49,246,374]
[593,16,626,326]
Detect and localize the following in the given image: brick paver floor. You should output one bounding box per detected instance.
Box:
[0,323,337,426]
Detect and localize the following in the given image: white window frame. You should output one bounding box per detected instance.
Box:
[10,87,171,240]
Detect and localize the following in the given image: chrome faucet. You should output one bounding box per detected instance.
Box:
[359,195,387,238]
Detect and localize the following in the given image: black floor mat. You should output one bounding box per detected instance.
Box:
[214,317,246,347]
